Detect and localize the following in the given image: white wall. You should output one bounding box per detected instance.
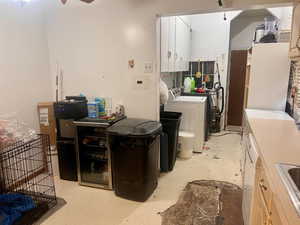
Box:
[190,12,238,62]
[187,11,240,128]
[0,1,52,130]
[46,1,159,120]
[268,6,293,30]
[0,0,291,128]
[230,14,268,50]
[44,0,292,122]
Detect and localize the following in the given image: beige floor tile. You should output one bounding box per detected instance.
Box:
[41,132,242,225]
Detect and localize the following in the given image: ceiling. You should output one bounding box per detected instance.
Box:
[237,9,274,18]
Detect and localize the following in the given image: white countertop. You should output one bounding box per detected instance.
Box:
[246,110,300,225]
[169,96,207,103]
[245,109,293,120]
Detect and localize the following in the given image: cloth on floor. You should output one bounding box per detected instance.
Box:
[0,193,36,225]
[161,180,243,225]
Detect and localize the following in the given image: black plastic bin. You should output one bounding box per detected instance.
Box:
[160,111,182,171]
[160,132,169,172]
[107,118,162,202]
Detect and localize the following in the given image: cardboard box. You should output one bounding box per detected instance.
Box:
[37,102,56,147]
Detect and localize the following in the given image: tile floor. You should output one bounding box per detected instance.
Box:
[41,132,243,225]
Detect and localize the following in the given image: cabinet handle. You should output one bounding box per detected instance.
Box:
[260,179,268,191]
[260,184,268,191]
[174,52,178,60]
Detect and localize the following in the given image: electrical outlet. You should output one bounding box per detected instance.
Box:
[144,62,153,73]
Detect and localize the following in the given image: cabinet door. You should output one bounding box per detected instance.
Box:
[161,17,170,73]
[251,166,270,225]
[168,16,176,72]
[252,189,269,225]
[290,3,300,58]
[185,26,192,71]
[270,201,283,225]
[175,16,192,72]
[175,17,185,71]
[182,18,191,71]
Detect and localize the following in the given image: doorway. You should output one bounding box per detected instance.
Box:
[225,9,277,129]
[227,50,248,127]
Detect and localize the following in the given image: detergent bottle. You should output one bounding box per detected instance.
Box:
[184,77,192,93]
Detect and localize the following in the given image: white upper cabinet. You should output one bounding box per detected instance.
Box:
[290,2,300,59]
[160,16,191,72]
[169,16,176,72]
[175,17,185,71]
[160,16,176,73]
[182,17,192,71]
[161,17,170,73]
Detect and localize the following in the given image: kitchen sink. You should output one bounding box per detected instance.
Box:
[289,168,300,190]
[276,163,300,217]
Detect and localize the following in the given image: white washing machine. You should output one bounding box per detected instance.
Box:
[165,96,207,153]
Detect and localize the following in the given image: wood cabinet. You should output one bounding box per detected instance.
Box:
[289,2,300,59]
[250,161,283,225]
[160,16,191,72]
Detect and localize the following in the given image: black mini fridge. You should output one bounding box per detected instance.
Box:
[107,119,162,202]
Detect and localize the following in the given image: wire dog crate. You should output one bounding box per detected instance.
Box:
[0,134,57,224]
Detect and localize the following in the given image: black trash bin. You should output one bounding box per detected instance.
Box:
[160,111,182,171]
[107,118,162,202]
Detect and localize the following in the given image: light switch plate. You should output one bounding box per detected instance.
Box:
[144,62,153,73]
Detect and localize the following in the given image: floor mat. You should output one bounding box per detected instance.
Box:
[161,180,244,225]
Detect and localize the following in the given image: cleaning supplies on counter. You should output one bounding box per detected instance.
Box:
[184,77,192,93]
[95,97,106,116]
[191,77,196,92]
[85,95,123,119]
[105,97,112,117]
[87,97,107,118]
[87,102,99,118]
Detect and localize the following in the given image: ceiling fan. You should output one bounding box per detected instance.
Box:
[61,0,95,4]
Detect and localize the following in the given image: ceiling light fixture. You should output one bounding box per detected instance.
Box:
[61,0,95,4]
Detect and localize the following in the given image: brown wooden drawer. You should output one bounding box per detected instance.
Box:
[258,166,272,210]
[270,201,283,225]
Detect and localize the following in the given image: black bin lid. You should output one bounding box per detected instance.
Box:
[107,118,162,137]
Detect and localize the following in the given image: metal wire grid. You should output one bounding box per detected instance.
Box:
[0,134,57,209]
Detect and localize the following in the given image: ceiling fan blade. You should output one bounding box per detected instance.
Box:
[61,0,67,4]
[80,0,95,3]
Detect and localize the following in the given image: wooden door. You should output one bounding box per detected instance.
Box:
[227,50,248,126]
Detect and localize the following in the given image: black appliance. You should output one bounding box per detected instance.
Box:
[107,119,162,202]
[210,63,224,133]
[54,97,87,119]
[74,116,126,189]
[54,96,88,181]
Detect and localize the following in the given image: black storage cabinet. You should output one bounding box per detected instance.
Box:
[57,139,78,181]
[107,119,162,202]
[160,112,182,171]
